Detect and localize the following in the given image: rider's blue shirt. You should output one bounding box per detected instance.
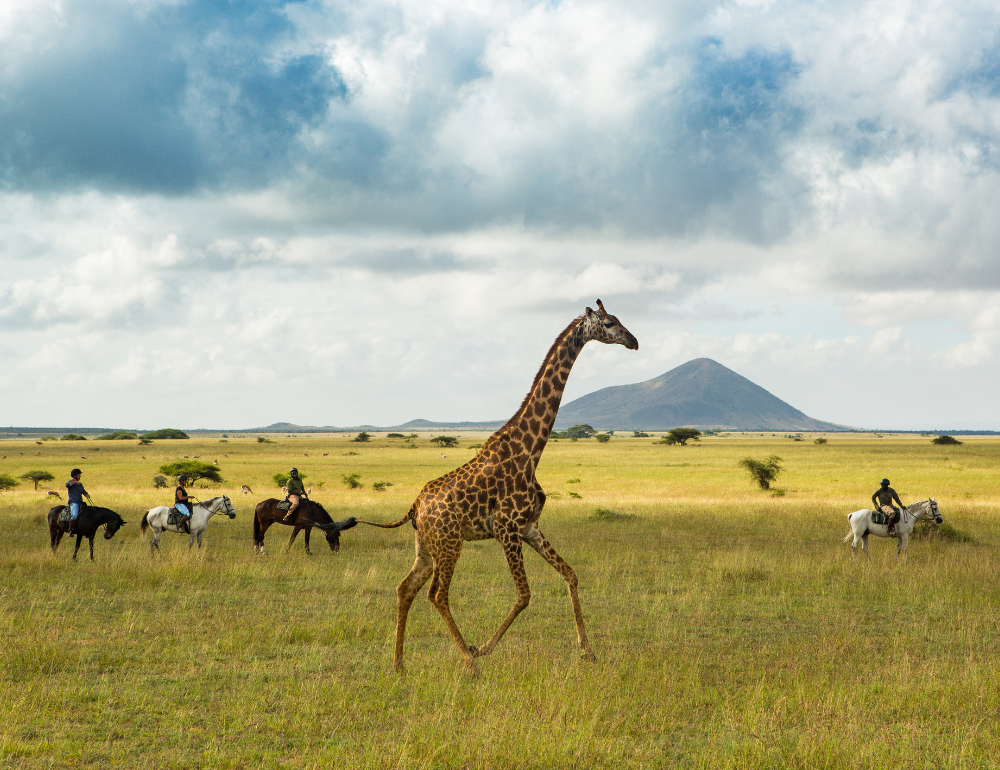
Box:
[66,480,87,504]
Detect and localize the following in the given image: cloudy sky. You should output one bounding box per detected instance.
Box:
[2,0,999,431]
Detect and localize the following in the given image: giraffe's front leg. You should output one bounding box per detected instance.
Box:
[523,526,596,662]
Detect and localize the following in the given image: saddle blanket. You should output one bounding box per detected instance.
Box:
[871,510,890,526]
[277,500,292,511]
[167,509,188,526]
[58,507,73,525]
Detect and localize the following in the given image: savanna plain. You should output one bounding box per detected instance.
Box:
[1,432,998,769]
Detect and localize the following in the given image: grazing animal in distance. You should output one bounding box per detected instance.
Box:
[358,299,638,672]
[213,460,219,465]
[47,491,62,499]
[48,504,127,560]
[322,453,328,457]
[845,499,942,562]
[441,454,447,459]
[35,441,42,445]
[240,484,253,496]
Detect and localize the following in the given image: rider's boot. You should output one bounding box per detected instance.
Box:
[281,503,298,525]
[182,517,191,534]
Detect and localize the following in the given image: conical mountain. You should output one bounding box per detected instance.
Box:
[555,358,846,431]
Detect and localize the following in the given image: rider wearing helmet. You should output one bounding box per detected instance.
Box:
[65,468,93,535]
[872,478,904,536]
[282,467,307,524]
[175,475,196,534]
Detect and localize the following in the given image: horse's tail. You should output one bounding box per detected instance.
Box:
[357,502,416,529]
[253,507,262,545]
[140,511,149,538]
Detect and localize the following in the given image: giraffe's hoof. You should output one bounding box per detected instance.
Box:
[581,650,597,663]
[468,645,479,657]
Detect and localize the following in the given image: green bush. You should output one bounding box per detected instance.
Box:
[740,455,783,491]
[144,429,189,439]
[932,435,963,445]
[386,433,405,439]
[590,507,636,522]
[20,470,55,490]
[153,476,168,489]
[61,434,87,441]
[372,481,393,492]
[40,436,57,441]
[595,433,611,443]
[342,473,363,489]
[632,431,650,438]
[139,438,153,445]
[565,424,596,439]
[0,473,19,491]
[352,432,371,443]
[96,432,138,441]
[814,437,828,444]
[431,436,458,447]
[272,472,307,488]
[158,461,222,484]
[257,437,274,444]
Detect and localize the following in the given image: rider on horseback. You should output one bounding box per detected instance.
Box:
[175,475,196,534]
[65,468,92,535]
[872,478,904,537]
[281,468,307,524]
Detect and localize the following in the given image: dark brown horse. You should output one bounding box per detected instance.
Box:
[253,498,357,555]
[48,504,127,560]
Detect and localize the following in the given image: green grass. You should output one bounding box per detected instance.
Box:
[1,433,998,767]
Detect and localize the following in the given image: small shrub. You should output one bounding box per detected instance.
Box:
[218,439,228,443]
[814,438,828,444]
[595,433,611,443]
[372,481,394,492]
[40,436,58,441]
[20,470,55,490]
[590,507,636,522]
[153,475,168,489]
[567,478,581,484]
[61,434,87,441]
[346,451,360,456]
[387,433,405,439]
[139,437,153,445]
[567,491,582,499]
[96,432,138,441]
[468,443,482,450]
[740,455,783,490]
[342,473,363,489]
[932,435,963,445]
[770,488,786,497]
[0,473,19,491]
[632,431,650,438]
[257,437,273,444]
[352,432,371,443]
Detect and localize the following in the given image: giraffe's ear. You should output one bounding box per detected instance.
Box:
[585,306,595,317]
[596,299,607,318]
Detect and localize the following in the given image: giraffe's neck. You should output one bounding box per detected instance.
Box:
[495,318,588,471]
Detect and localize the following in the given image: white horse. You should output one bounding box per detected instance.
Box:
[141,495,236,555]
[844,499,942,561]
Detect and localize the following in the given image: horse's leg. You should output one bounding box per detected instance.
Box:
[258,518,273,556]
[862,534,871,561]
[286,526,301,553]
[73,533,83,560]
[88,536,94,561]
[50,526,62,553]
[303,527,312,555]
[197,531,203,549]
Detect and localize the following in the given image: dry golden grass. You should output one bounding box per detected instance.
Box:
[1,432,998,768]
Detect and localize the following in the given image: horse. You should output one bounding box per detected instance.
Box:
[844,499,942,561]
[253,498,357,555]
[48,504,127,560]
[140,495,236,555]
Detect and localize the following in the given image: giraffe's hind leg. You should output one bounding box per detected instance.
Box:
[424,539,478,672]
[470,527,531,659]
[524,527,596,662]
[393,532,434,672]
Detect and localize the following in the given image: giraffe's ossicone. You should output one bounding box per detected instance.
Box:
[360,299,638,671]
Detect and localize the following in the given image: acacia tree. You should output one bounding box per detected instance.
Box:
[662,428,702,446]
[431,436,459,447]
[565,424,596,439]
[20,470,55,490]
[158,461,223,484]
[0,473,19,491]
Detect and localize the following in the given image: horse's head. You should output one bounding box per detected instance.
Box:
[930,499,942,524]
[104,513,127,539]
[314,511,358,552]
[221,495,236,519]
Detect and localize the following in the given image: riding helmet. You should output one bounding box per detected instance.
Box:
[71,468,82,476]
[178,474,189,482]
[290,467,298,474]
[881,478,890,485]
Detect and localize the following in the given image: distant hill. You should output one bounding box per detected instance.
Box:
[554,358,850,432]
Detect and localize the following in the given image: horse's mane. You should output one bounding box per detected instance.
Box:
[489,315,583,441]
[305,499,334,524]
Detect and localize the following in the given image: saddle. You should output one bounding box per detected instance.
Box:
[871,510,890,526]
[58,507,73,525]
[277,500,292,511]
[167,508,187,526]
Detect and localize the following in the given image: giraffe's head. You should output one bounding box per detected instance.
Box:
[583,299,638,350]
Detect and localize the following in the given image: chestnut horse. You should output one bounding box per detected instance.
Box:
[253,498,357,555]
[48,504,127,560]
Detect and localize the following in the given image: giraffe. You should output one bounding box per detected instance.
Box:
[359,299,638,672]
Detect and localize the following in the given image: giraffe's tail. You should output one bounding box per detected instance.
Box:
[357,503,416,529]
